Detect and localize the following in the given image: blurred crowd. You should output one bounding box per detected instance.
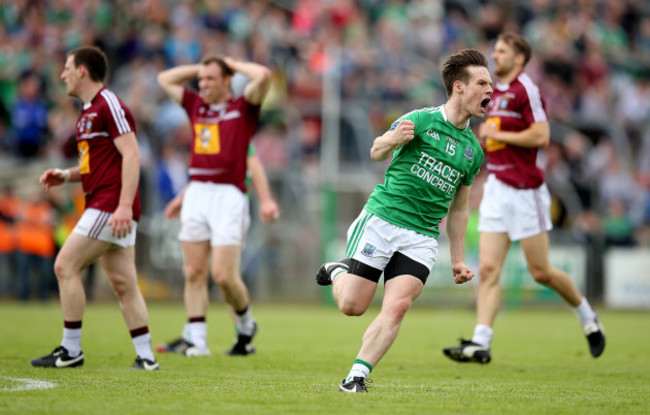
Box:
[1,0,650,268]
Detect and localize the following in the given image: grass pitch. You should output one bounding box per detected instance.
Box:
[1,302,648,414]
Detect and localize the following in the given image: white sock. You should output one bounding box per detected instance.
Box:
[345,362,371,382]
[330,267,346,283]
[236,308,255,336]
[181,323,192,343]
[472,324,493,348]
[61,328,82,357]
[573,297,597,328]
[132,333,155,361]
[189,322,208,349]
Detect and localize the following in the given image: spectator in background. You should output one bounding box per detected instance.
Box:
[11,71,49,158]
[14,192,56,301]
[0,184,20,298]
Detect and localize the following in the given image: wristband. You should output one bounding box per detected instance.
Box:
[54,168,71,183]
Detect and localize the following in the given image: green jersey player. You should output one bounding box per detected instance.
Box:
[316,49,493,392]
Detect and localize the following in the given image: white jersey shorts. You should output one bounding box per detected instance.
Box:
[478,173,552,241]
[72,208,137,248]
[178,181,250,247]
[346,209,439,272]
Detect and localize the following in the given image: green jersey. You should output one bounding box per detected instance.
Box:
[364,105,484,238]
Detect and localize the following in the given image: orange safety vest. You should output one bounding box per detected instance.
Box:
[15,199,56,257]
[0,194,20,253]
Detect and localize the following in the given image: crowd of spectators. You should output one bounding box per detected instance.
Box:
[1,0,649,252]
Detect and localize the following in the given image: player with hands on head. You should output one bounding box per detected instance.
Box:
[155,54,273,357]
[316,48,492,392]
[31,46,159,371]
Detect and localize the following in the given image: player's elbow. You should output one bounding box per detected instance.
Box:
[537,134,550,149]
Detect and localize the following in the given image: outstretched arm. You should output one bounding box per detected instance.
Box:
[370,120,415,161]
[39,166,81,191]
[157,64,202,104]
[224,57,271,106]
[446,184,475,284]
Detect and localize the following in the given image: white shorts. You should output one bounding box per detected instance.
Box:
[73,208,137,248]
[478,174,552,241]
[346,209,439,271]
[178,181,249,247]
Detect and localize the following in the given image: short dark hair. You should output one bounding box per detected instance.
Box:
[68,46,109,83]
[441,49,489,97]
[497,32,532,66]
[200,55,234,78]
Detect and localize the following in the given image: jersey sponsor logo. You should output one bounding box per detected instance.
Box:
[446,136,459,146]
[484,117,507,152]
[193,123,221,154]
[361,243,376,257]
[464,146,474,160]
[78,141,90,174]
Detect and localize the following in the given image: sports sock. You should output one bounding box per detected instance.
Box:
[235,306,255,336]
[573,297,597,328]
[472,324,493,348]
[330,266,346,283]
[345,359,372,382]
[188,317,208,349]
[181,323,192,343]
[130,327,155,361]
[61,320,82,357]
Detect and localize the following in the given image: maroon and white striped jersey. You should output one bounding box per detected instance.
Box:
[74,87,141,220]
[181,89,260,194]
[484,71,548,189]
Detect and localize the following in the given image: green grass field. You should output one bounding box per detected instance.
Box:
[1,302,648,414]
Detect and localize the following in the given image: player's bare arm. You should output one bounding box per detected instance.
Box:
[39,166,81,191]
[110,132,140,238]
[223,57,271,106]
[479,120,549,148]
[446,184,475,284]
[248,154,280,223]
[370,120,415,161]
[157,64,202,104]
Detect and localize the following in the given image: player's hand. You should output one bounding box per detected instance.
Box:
[259,199,280,223]
[109,204,133,238]
[452,262,475,284]
[393,120,415,146]
[478,121,499,140]
[39,169,67,191]
[164,195,183,219]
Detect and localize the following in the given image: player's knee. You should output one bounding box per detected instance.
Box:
[383,298,411,322]
[478,262,500,285]
[53,258,73,280]
[530,268,552,285]
[183,264,207,282]
[338,299,366,316]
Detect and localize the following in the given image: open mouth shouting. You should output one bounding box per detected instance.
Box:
[480,97,491,112]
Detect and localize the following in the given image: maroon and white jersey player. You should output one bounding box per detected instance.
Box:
[181,89,260,193]
[76,87,141,221]
[484,71,548,190]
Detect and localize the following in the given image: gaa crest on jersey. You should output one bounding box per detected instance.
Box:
[464,146,474,160]
[85,118,93,132]
[361,243,376,257]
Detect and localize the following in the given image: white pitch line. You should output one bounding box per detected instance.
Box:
[1,376,57,392]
